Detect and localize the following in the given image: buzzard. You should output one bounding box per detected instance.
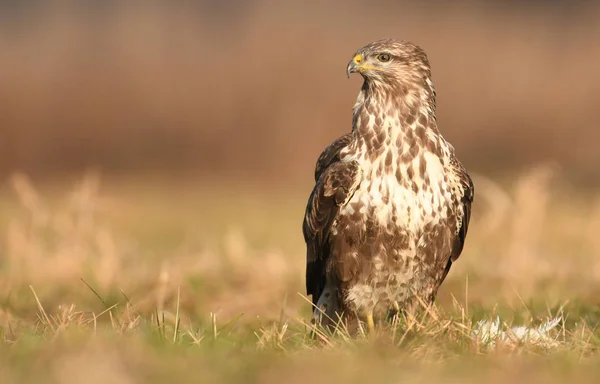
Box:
[302,39,474,332]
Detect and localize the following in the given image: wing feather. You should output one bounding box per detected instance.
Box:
[439,157,474,284]
[314,133,352,181]
[450,157,474,262]
[303,147,360,305]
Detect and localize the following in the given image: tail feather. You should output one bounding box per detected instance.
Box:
[311,281,340,328]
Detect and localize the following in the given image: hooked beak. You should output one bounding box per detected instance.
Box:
[346,54,363,78]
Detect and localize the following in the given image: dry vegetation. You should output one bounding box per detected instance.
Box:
[1,1,600,383]
[0,166,600,383]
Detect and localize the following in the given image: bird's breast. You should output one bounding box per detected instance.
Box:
[339,148,454,234]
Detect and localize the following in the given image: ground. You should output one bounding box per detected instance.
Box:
[1,165,600,383]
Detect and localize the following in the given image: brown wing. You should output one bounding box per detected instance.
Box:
[314,133,353,181]
[303,157,360,305]
[450,157,474,262]
[440,157,474,283]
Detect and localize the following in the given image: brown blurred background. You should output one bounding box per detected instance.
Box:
[0,0,599,185]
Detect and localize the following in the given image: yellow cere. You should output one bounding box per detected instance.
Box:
[353,54,363,64]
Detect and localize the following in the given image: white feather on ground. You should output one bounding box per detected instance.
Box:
[471,316,562,349]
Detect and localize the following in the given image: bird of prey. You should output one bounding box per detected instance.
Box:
[302,39,474,332]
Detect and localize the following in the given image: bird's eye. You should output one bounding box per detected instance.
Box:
[377,54,391,62]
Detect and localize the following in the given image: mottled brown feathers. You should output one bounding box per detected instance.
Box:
[303,39,474,329]
[449,157,475,263]
[303,158,361,304]
[313,133,353,181]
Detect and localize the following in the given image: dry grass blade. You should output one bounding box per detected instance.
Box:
[173,287,181,343]
[29,285,55,333]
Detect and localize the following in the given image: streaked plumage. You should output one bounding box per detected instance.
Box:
[302,39,474,331]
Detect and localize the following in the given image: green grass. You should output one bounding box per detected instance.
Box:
[1,170,600,383]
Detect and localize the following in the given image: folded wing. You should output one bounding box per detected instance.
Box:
[303,139,360,305]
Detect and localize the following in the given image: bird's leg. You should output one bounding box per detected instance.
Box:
[391,301,401,323]
[366,312,375,334]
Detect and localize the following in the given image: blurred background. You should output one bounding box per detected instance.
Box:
[2,2,600,381]
[0,0,598,184]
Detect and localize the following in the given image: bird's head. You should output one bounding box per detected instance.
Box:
[346,39,431,86]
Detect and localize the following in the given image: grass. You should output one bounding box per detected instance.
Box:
[1,166,600,383]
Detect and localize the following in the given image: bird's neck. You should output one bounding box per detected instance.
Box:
[351,78,440,157]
